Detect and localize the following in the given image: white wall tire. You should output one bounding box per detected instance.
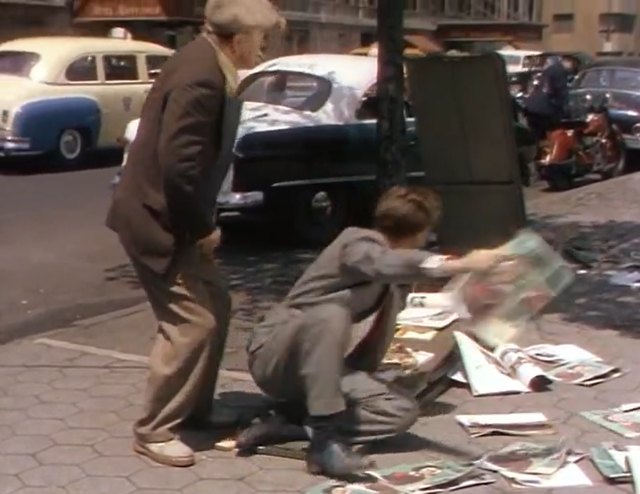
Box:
[56,129,86,166]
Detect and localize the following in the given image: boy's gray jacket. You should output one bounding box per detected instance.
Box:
[247,227,434,371]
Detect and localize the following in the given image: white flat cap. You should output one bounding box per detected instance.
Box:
[204,0,285,36]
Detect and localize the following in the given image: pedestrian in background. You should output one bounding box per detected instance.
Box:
[106,0,284,468]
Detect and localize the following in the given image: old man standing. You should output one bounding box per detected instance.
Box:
[106,0,284,467]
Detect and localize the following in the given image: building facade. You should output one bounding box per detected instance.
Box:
[1,0,546,54]
[543,0,639,56]
[0,0,72,43]
[274,0,545,55]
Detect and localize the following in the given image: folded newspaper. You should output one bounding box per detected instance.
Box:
[456,413,556,438]
[479,440,590,488]
[581,403,640,438]
[444,229,575,348]
[590,443,631,482]
[306,460,495,494]
[452,332,551,396]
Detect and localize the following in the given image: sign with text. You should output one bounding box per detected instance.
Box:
[73,0,206,20]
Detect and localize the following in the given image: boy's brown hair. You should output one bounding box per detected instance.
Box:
[373,186,442,239]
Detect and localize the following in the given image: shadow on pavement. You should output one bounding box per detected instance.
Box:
[533,217,640,334]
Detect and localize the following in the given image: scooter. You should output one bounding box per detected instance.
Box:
[535,95,627,190]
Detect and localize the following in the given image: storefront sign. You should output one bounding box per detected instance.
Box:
[73,0,205,20]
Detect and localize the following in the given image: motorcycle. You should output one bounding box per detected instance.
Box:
[535,95,627,190]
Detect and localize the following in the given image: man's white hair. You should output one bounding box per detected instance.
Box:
[204,0,285,37]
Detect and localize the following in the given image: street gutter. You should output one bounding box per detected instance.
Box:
[0,294,147,345]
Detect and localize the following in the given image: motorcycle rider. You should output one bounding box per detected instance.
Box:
[524,55,569,141]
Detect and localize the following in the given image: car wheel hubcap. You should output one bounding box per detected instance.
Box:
[60,130,82,160]
[310,191,332,221]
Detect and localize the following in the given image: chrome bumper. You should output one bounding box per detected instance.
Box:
[217,191,265,211]
[623,135,640,150]
[0,135,32,155]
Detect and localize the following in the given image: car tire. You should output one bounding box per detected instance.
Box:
[55,128,86,166]
[290,187,350,247]
[602,145,627,180]
[547,175,573,191]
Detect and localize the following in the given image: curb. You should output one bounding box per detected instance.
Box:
[0,294,147,345]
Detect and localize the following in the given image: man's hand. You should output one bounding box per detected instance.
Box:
[196,229,222,259]
[447,249,510,273]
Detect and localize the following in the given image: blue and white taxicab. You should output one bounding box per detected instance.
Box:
[0,36,172,165]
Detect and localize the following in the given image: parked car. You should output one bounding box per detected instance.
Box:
[569,58,640,152]
[0,36,172,165]
[117,54,535,245]
[497,49,541,74]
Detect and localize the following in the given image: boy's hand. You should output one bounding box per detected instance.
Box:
[450,249,509,273]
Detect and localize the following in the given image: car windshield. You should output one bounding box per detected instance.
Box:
[238,70,332,112]
[576,68,640,91]
[500,54,522,67]
[0,51,41,78]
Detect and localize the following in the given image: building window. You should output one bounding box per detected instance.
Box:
[599,13,636,34]
[551,13,575,34]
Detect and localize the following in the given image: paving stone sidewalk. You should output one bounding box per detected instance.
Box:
[0,310,639,494]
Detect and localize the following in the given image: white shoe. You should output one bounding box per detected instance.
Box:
[134,438,195,467]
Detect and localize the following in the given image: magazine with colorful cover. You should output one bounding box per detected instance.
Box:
[581,404,640,438]
[446,229,575,348]
[306,461,494,494]
[479,440,590,488]
[590,443,631,482]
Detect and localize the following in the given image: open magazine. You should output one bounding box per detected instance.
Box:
[452,332,551,396]
[456,413,556,438]
[442,229,575,348]
[306,461,495,494]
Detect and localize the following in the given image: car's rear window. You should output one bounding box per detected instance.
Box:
[0,51,41,78]
[238,70,332,112]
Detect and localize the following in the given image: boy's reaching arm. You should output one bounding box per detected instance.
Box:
[340,236,506,283]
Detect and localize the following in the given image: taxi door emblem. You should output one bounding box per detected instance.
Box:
[123,96,132,112]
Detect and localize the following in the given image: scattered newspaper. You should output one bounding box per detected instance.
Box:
[590,443,631,482]
[581,403,640,438]
[456,413,556,438]
[306,461,495,494]
[453,332,551,396]
[397,292,462,329]
[445,229,575,348]
[627,446,640,494]
[525,343,624,386]
[479,440,590,488]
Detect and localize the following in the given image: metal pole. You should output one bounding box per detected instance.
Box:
[376,0,406,193]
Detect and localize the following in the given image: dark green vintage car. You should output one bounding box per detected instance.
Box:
[222,114,535,245]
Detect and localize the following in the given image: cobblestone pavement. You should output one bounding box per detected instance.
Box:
[0,311,639,494]
[1,175,639,493]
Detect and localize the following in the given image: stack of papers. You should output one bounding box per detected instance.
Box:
[456,413,556,438]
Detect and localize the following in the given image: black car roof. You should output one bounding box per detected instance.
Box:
[587,58,640,69]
